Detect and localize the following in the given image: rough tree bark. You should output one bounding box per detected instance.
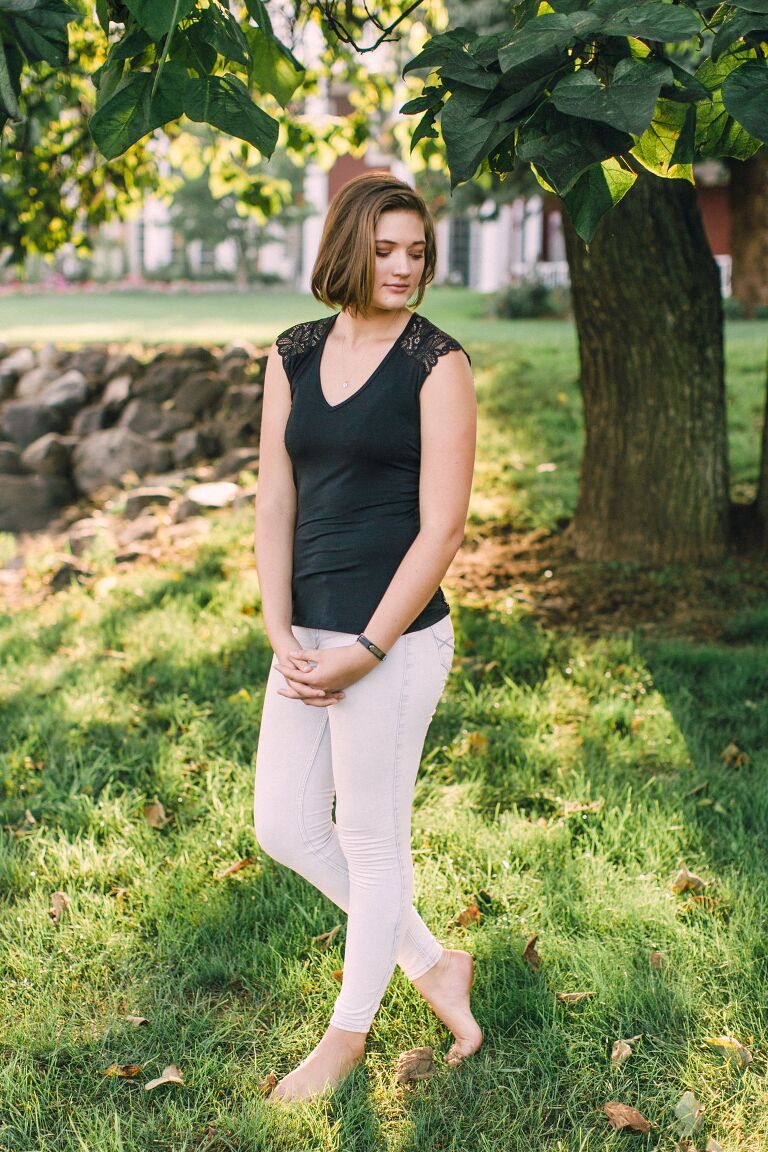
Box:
[562,170,730,564]
[729,152,768,317]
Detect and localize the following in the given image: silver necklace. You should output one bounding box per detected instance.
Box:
[339,309,407,388]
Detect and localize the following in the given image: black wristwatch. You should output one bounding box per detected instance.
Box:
[356,633,387,661]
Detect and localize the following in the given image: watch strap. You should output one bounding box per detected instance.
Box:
[357,633,386,661]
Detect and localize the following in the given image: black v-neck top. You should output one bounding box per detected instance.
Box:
[276,311,470,635]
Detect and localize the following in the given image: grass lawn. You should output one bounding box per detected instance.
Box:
[1,293,767,1151]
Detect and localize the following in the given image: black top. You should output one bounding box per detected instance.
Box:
[276,310,470,635]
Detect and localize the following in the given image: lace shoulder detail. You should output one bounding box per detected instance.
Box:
[276,316,334,376]
[399,314,470,374]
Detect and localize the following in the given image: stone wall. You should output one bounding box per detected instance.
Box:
[0,340,266,533]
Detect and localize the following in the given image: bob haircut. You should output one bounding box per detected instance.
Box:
[311,172,436,315]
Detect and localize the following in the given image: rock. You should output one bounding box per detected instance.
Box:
[172,427,219,467]
[184,481,239,508]
[69,345,108,380]
[0,474,73,531]
[123,485,176,519]
[172,371,226,417]
[2,400,67,448]
[133,358,203,403]
[213,447,260,479]
[39,369,89,415]
[38,342,62,370]
[20,432,75,477]
[232,485,258,510]
[68,516,116,557]
[101,373,133,407]
[0,375,16,402]
[104,351,143,381]
[16,365,60,399]
[215,414,262,453]
[118,397,193,440]
[0,347,35,378]
[48,555,93,592]
[117,514,163,545]
[221,383,263,416]
[171,497,204,523]
[72,403,117,436]
[152,345,216,367]
[0,441,23,474]
[72,428,158,495]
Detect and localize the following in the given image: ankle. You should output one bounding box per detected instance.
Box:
[326,1024,368,1054]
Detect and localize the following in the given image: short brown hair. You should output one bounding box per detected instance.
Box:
[311,172,436,314]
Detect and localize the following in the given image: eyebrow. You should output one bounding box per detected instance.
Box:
[376,238,426,246]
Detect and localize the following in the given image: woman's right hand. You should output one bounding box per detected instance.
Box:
[271,633,346,707]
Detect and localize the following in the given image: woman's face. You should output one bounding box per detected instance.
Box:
[371,210,426,312]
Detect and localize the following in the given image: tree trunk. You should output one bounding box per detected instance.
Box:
[754,349,768,549]
[562,170,729,564]
[729,152,768,317]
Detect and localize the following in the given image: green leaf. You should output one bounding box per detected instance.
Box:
[440,84,501,185]
[592,0,701,41]
[107,24,151,61]
[712,12,768,60]
[498,12,600,74]
[89,66,186,159]
[7,0,76,66]
[662,59,711,104]
[695,53,763,158]
[95,0,109,33]
[123,0,197,42]
[561,157,637,243]
[722,58,768,143]
[630,98,695,179]
[409,106,440,150]
[517,104,633,195]
[400,85,444,115]
[244,0,273,32]
[0,1,43,11]
[403,29,475,76]
[551,58,671,136]
[245,26,304,107]
[728,1,768,12]
[185,72,279,154]
[478,76,547,123]
[440,57,500,92]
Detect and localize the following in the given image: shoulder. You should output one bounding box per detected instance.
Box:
[275,315,335,372]
[400,313,472,376]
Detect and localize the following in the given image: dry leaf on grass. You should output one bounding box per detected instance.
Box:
[603,1101,651,1133]
[144,1064,184,1091]
[674,1090,704,1138]
[705,1139,724,1152]
[395,1046,436,1084]
[331,968,344,981]
[703,1034,752,1068]
[213,858,252,880]
[143,802,171,829]
[125,1015,148,1027]
[104,1063,143,1078]
[48,891,70,924]
[523,934,541,971]
[312,925,341,950]
[556,991,595,1003]
[24,809,36,825]
[562,799,603,817]
[258,1072,278,1095]
[721,741,749,768]
[671,861,706,894]
[454,903,482,927]
[611,1035,641,1067]
[649,951,665,970]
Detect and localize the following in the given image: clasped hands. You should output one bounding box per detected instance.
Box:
[274,639,380,707]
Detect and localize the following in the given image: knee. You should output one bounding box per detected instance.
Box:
[253,808,296,868]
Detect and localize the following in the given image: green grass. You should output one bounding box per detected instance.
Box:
[1,294,767,1150]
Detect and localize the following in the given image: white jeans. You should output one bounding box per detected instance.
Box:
[253,615,455,1032]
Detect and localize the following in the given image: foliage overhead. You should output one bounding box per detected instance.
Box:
[399,0,768,239]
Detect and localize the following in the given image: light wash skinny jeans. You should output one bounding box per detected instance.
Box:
[253,614,455,1032]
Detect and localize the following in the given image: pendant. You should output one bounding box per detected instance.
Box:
[342,380,349,388]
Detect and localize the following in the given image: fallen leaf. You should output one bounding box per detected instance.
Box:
[674,1090,704,1138]
[705,1140,725,1152]
[144,1064,184,1091]
[213,858,252,880]
[523,933,541,971]
[125,1015,148,1027]
[721,741,749,768]
[104,1062,143,1078]
[562,799,603,816]
[703,1034,752,1068]
[671,861,706,894]
[556,991,595,1003]
[258,1072,278,1095]
[649,951,665,970]
[312,925,341,950]
[331,968,344,981]
[454,903,481,927]
[395,1046,437,1084]
[143,801,171,829]
[24,809,37,825]
[108,885,128,900]
[48,891,71,924]
[227,687,252,703]
[610,1033,642,1066]
[603,1101,651,1133]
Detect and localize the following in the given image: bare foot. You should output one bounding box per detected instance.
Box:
[268,1025,367,1104]
[411,949,483,1066]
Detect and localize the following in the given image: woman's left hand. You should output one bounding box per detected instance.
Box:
[275,642,380,701]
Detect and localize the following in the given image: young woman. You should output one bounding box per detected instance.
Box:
[253,172,481,1103]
